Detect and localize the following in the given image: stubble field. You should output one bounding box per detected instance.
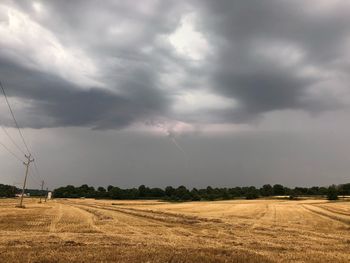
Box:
[0,198,349,262]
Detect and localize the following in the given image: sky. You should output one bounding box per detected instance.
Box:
[1,0,350,189]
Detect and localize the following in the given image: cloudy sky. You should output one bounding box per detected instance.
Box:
[1,0,350,189]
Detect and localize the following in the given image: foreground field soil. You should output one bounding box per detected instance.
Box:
[0,198,349,262]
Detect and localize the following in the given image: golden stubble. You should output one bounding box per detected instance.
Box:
[0,198,349,262]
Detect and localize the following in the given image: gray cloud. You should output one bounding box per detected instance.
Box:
[194,0,350,122]
[1,0,350,128]
[2,0,350,188]
[0,57,168,129]
[0,0,184,129]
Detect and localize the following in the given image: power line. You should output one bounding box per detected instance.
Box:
[33,160,43,181]
[30,173,41,187]
[1,125,26,155]
[0,140,24,163]
[0,79,47,198]
[29,165,43,185]
[0,80,31,155]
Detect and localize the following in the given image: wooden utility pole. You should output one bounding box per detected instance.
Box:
[16,154,34,208]
[39,180,44,203]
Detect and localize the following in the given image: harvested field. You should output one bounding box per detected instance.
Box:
[0,198,349,262]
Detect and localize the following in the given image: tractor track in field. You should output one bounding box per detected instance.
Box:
[49,203,62,233]
[301,204,350,225]
[62,201,243,244]
[312,204,350,217]
[67,202,222,226]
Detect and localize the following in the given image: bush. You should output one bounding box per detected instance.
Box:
[289,194,298,200]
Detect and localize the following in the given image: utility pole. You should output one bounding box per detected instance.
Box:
[16,154,34,208]
[45,187,48,202]
[39,180,44,203]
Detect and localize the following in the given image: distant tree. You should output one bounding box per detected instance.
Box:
[246,192,259,199]
[123,188,139,199]
[318,187,328,195]
[338,183,350,197]
[241,187,250,196]
[169,195,180,202]
[307,186,320,195]
[191,194,201,201]
[0,184,16,197]
[260,184,273,196]
[165,186,175,197]
[221,189,231,200]
[294,187,308,195]
[273,184,285,195]
[245,186,259,199]
[150,188,165,198]
[138,185,147,198]
[96,186,107,198]
[228,187,242,197]
[97,187,106,192]
[78,184,95,198]
[206,186,214,195]
[327,185,338,200]
[53,185,78,198]
[174,186,190,200]
[283,187,292,195]
[190,188,201,201]
[109,187,123,199]
[50,182,349,202]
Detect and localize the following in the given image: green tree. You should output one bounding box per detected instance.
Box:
[245,186,259,199]
[190,188,201,201]
[273,184,285,195]
[138,185,147,198]
[327,185,338,200]
[338,183,350,196]
[260,184,273,196]
[0,184,16,197]
[165,186,175,197]
[109,187,123,199]
[97,187,106,192]
[174,186,190,200]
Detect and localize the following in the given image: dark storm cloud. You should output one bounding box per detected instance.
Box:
[0,57,168,129]
[1,0,350,128]
[197,0,350,60]
[212,65,314,121]
[0,0,183,128]
[193,0,350,122]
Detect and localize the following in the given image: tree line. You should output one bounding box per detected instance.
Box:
[0,184,16,197]
[1,183,348,200]
[52,183,350,201]
[0,184,46,198]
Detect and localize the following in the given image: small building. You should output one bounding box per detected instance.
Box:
[15,193,30,197]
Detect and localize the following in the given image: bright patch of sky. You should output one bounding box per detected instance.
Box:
[0,4,101,88]
[168,13,210,61]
